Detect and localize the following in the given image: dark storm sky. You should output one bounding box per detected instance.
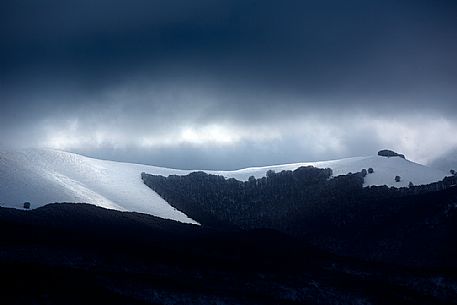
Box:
[1,0,457,169]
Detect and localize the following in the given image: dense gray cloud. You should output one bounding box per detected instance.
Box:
[1,0,457,168]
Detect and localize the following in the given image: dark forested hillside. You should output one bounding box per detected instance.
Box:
[142,167,364,230]
[142,167,457,268]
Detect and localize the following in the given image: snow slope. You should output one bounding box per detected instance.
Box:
[0,149,448,222]
[0,149,196,224]
[218,156,448,187]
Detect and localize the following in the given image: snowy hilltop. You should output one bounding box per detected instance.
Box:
[0,149,448,221]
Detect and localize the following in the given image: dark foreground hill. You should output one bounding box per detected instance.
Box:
[1,202,457,305]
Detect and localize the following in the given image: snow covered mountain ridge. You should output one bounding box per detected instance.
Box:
[0,149,449,222]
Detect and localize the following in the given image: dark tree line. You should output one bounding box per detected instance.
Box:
[142,167,457,234]
[142,167,362,231]
[377,149,406,159]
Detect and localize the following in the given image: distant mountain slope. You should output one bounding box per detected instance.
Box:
[429,150,457,173]
[219,155,448,187]
[0,149,448,219]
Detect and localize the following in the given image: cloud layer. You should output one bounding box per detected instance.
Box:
[1,0,457,168]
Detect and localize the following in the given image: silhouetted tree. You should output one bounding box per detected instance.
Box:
[378,149,405,159]
[368,168,374,174]
[266,170,275,178]
[361,169,367,177]
[409,181,414,188]
[23,202,31,209]
[451,169,456,176]
[395,176,401,183]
